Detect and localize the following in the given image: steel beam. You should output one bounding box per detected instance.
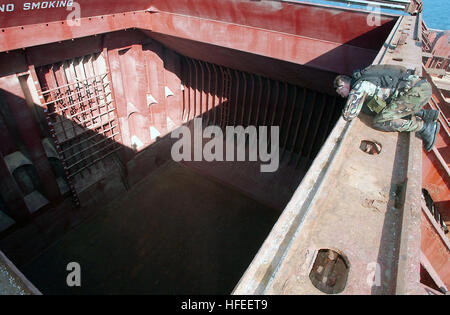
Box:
[150,12,379,76]
[0,11,152,52]
[234,14,425,295]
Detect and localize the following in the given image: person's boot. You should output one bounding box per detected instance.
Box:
[416,121,440,152]
[415,109,440,123]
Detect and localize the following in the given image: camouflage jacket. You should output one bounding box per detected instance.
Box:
[342,74,420,121]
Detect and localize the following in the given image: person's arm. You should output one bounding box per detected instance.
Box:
[342,82,369,121]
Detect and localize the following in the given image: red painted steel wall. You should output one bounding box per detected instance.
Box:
[0,0,396,74]
[0,0,150,28]
[0,0,396,236]
[421,71,450,225]
[152,0,397,48]
[421,211,450,287]
[0,30,186,219]
[0,26,346,221]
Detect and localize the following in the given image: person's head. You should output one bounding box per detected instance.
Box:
[334,75,351,98]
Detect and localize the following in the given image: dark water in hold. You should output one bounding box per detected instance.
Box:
[20,162,280,294]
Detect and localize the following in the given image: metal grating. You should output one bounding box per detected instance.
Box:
[36,53,121,204]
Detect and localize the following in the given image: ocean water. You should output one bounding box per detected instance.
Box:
[299,0,449,30]
[423,0,450,30]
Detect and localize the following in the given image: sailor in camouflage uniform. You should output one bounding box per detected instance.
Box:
[334,65,440,151]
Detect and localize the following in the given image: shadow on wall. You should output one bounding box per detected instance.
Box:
[0,28,353,294]
[0,85,284,295]
[0,24,349,262]
[0,58,342,227]
[303,18,398,75]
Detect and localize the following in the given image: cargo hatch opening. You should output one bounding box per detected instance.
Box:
[0,0,400,294]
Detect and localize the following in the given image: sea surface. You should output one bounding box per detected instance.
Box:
[423,0,450,30]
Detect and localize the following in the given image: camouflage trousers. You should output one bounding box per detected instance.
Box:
[372,79,432,132]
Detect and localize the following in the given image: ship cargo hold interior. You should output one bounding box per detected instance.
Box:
[0,0,401,294]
